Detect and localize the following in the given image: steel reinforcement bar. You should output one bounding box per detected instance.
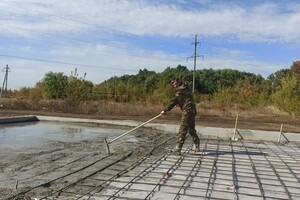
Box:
[73,136,176,200]
[240,140,266,199]
[230,140,239,199]
[204,139,220,200]
[172,139,209,200]
[7,154,113,200]
[257,142,292,199]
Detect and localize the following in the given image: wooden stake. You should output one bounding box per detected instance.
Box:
[104,138,110,155]
[232,114,239,140]
[15,179,18,190]
[277,124,283,143]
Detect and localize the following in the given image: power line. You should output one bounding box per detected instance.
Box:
[0,19,187,68]
[0,2,193,70]
[0,3,189,49]
[0,54,137,72]
[0,23,184,60]
[1,28,82,48]
[0,20,189,63]
[0,23,93,44]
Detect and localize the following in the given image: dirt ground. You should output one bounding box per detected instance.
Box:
[0,109,299,199]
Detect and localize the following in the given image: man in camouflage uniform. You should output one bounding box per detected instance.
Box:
[160,78,200,155]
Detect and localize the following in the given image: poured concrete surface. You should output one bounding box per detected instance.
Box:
[1,116,299,200]
[78,140,300,200]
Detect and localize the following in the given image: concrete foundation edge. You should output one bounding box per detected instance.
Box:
[0,115,299,143]
[0,115,39,124]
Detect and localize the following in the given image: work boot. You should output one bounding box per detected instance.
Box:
[171,143,183,155]
[192,140,200,152]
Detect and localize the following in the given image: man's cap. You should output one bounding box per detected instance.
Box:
[171,78,182,85]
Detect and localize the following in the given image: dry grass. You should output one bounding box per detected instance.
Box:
[196,101,291,119]
[0,98,291,119]
[0,98,166,116]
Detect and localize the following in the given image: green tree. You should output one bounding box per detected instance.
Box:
[272,74,300,115]
[144,74,158,93]
[267,68,290,92]
[65,75,94,106]
[197,68,218,94]
[196,68,262,95]
[290,61,300,77]
[233,76,270,107]
[212,84,235,109]
[41,72,68,99]
[160,65,191,84]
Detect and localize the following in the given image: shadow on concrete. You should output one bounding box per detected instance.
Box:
[204,150,267,156]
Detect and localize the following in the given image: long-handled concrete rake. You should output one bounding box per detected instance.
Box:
[104,113,162,154]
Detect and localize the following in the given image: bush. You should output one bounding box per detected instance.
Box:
[272,75,300,115]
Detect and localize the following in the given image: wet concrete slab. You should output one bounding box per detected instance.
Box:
[1,116,300,200]
[77,140,300,200]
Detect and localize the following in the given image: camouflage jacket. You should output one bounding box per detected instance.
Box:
[163,84,196,113]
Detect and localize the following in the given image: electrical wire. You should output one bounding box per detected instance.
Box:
[0,2,189,49]
[0,54,137,72]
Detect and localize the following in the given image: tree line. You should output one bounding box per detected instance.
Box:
[8,61,300,116]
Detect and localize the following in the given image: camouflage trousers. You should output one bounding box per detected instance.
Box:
[177,111,199,145]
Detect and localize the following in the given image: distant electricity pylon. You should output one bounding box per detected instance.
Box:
[0,64,10,98]
[187,34,203,94]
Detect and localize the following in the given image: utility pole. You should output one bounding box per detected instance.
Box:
[192,34,199,94]
[0,64,10,98]
[187,34,201,93]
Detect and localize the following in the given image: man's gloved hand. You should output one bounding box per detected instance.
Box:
[160,110,166,115]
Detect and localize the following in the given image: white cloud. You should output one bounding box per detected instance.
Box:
[0,0,299,43]
[0,0,298,89]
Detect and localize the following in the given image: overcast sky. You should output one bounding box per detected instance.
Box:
[0,0,299,89]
